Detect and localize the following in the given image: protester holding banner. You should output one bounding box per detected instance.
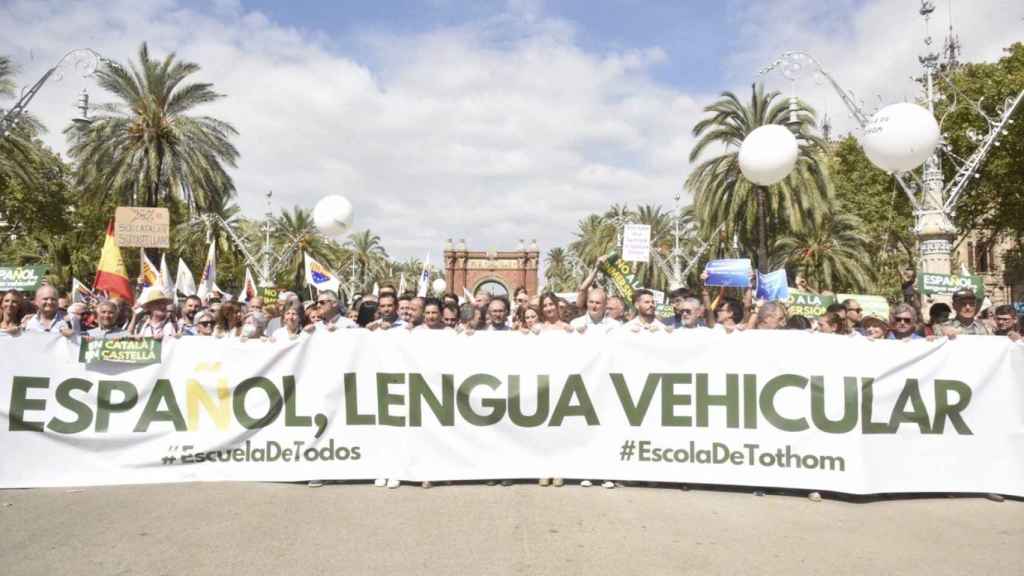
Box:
[941,289,991,337]
[625,289,668,332]
[21,285,69,334]
[840,298,865,334]
[538,292,571,332]
[214,302,244,338]
[888,304,922,340]
[862,317,890,340]
[0,289,25,336]
[991,305,1020,341]
[191,310,216,337]
[710,297,745,333]
[417,298,448,330]
[751,301,787,330]
[570,287,620,334]
[84,300,128,340]
[132,287,177,339]
[313,290,357,331]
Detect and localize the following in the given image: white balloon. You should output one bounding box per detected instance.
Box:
[862,103,940,173]
[431,278,447,294]
[313,195,353,237]
[738,124,799,186]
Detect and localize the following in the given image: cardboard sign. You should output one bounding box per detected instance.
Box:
[621,224,651,263]
[115,207,170,248]
[704,259,752,288]
[79,338,163,365]
[0,265,48,292]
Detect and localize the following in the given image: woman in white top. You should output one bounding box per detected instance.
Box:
[271,305,308,341]
[0,290,25,337]
[537,293,571,333]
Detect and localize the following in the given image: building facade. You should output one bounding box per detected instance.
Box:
[444,239,539,298]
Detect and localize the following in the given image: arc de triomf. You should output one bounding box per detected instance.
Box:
[443,239,539,297]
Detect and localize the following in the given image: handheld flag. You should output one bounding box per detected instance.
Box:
[416,253,430,298]
[238,268,258,303]
[197,242,217,300]
[303,252,340,292]
[71,278,95,304]
[463,287,474,304]
[139,248,160,289]
[176,258,197,297]
[159,253,176,302]
[93,220,134,303]
[398,273,406,295]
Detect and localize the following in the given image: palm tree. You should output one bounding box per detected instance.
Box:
[172,195,247,289]
[687,83,832,272]
[633,204,674,290]
[273,207,336,291]
[544,247,575,292]
[345,230,389,292]
[772,210,873,292]
[65,43,239,211]
[0,56,46,186]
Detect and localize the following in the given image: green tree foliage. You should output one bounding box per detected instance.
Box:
[771,210,873,292]
[687,84,833,273]
[65,43,239,210]
[937,43,1024,244]
[544,247,575,293]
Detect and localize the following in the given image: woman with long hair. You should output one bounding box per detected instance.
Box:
[1,290,25,336]
[538,292,570,332]
[214,302,243,338]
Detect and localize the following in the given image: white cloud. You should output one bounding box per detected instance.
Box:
[0,0,700,269]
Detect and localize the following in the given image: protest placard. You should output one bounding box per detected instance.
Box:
[784,290,834,317]
[918,272,985,300]
[621,224,651,262]
[704,259,751,287]
[115,207,170,248]
[79,338,163,365]
[0,265,48,292]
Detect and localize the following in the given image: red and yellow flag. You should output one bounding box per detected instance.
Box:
[93,220,134,304]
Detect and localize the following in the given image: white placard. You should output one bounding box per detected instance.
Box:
[622,224,651,262]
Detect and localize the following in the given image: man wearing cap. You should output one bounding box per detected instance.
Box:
[133,287,177,339]
[940,289,991,337]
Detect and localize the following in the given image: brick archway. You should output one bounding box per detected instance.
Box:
[444,240,539,299]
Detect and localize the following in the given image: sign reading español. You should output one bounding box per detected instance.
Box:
[115,207,170,248]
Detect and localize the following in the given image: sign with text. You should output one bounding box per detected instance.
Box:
[115,207,170,248]
[2,331,1022,497]
[621,224,651,262]
[0,265,48,292]
[785,290,834,318]
[918,272,985,300]
[704,259,752,288]
[79,338,163,365]
[755,269,789,302]
[599,254,639,303]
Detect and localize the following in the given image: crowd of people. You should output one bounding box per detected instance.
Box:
[1,269,1022,343]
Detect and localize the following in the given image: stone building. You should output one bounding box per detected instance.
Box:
[444,239,539,297]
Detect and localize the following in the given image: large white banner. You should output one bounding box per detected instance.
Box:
[1,331,1022,496]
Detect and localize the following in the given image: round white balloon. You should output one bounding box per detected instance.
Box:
[862,102,940,173]
[431,278,447,294]
[738,124,799,186]
[313,195,353,237]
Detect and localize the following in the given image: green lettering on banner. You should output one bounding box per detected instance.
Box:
[79,338,162,366]
[599,254,639,303]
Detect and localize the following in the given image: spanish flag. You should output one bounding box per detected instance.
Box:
[93,220,134,303]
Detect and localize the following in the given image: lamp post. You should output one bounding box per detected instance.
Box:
[757,2,1023,276]
[0,48,116,139]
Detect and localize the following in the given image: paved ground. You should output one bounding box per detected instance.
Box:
[1,482,1020,575]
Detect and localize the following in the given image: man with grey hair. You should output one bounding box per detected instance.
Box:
[314,290,357,330]
[676,296,707,329]
[941,289,990,337]
[888,303,922,340]
[752,301,787,330]
[85,300,127,340]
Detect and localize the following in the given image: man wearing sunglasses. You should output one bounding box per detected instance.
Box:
[314,290,357,330]
[887,303,921,340]
[941,289,991,337]
[841,298,865,335]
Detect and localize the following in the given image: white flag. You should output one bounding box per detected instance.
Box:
[197,243,217,300]
[398,274,406,295]
[416,253,430,298]
[372,282,379,297]
[159,253,175,301]
[238,268,258,303]
[463,287,474,304]
[304,252,340,292]
[176,258,197,297]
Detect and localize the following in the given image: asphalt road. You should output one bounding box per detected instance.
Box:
[1,482,1020,575]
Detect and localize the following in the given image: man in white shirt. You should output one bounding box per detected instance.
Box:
[314,290,357,330]
[571,287,620,334]
[22,285,69,334]
[85,300,128,340]
[133,287,177,339]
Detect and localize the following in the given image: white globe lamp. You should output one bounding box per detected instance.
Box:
[313,195,353,238]
[738,124,799,186]
[431,278,447,295]
[862,102,940,173]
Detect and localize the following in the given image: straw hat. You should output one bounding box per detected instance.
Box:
[138,286,172,308]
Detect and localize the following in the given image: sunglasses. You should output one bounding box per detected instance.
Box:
[197,321,214,327]
[317,300,335,306]
[893,317,913,324]
[847,308,862,313]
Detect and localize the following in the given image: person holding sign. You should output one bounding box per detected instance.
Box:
[940,289,991,337]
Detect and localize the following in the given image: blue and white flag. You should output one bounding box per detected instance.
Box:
[756,268,790,302]
[416,253,430,298]
[704,259,752,288]
[304,253,340,293]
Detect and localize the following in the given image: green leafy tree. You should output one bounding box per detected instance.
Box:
[772,210,873,292]
[544,247,575,293]
[65,43,239,211]
[345,230,389,293]
[687,84,832,272]
[272,207,336,292]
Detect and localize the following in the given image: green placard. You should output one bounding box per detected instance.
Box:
[599,254,639,303]
[784,290,835,318]
[0,265,48,292]
[257,287,282,301]
[917,273,985,300]
[79,338,163,365]
[655,304,675,320]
